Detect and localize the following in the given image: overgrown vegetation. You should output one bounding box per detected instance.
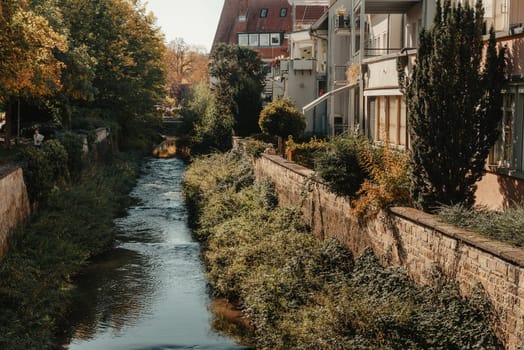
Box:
[286,136,327,169]
[0,152,139,349]
[438,204,524,247]
[314,135,367,198]
[184,152,503,350]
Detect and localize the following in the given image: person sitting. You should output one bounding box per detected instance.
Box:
[33,128,44,146]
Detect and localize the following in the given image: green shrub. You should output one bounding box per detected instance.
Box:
[242,138,269,159]
[186,152,502,350]
[287,136,327,169]
[55,131,86,179]
[183,151,254,228]
[18,140,70,202]
[314,135,367,197]
[0,154,139,349]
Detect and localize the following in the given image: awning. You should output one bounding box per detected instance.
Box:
[363,88,402,97]
[302,83,357,114]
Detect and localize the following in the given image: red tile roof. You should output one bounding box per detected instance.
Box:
[212,0,327,60]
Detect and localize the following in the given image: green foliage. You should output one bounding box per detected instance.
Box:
[287,136,328,169]
[258,98,306,139]
[209,44,265,136]
[180,82,235,153]
[0,153,139,349]
[314,134,367,198]
[399,0,506,211]
[438,204,524,247]
[18,140,70,202]
[55,131,86,179]
[185,152,503,350]
[183,151,254,229]
[242,138,269,159]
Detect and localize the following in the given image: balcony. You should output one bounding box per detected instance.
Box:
[293,59,315,71]
[355,0,421,14]
[335,15,351,35]
[364,47,402,59]
[334,65,348,85]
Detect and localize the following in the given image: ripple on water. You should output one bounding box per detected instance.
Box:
[64,158,246,350]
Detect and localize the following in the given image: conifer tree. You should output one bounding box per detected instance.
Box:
[399,0,506,211]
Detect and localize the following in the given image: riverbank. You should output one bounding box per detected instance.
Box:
[0,152,140,349]
[183,151,504,349]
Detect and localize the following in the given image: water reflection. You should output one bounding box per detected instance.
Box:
[63,158,248,350]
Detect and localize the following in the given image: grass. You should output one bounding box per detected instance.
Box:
[438,204,524,247]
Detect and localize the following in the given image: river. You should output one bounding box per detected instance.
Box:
[63,157,248,350]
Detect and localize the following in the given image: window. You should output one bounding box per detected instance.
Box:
[259,33,270,46]
[375,96,407,147]
[239,33,282,48]
[492,92,515,167]
[249,33,259,47]
[280,8,287,17]
[260,8,268,18]
[271,33,281,46]
[238,34,248,46]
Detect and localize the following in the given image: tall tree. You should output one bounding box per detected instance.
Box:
[165,38,208,101]
[58,0,166,147]
[209,44,265,136]
[0,0,66,144]
[399,0,506,210]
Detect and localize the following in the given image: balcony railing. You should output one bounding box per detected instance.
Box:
[364,47,402,58]
[334,65,347,84]
[293,59,315,71]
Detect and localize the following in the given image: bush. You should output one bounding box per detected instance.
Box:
[183,151,254,229]
[0,154,139,349]
[185,152,503,350]
[352,140,411,219]
[242,138,269,159]
[287,136,327,169]
[55,131,86,179]
[314,135,367,198]
[18,140,70,202]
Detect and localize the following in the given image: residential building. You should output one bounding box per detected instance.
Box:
[212,0,328,103]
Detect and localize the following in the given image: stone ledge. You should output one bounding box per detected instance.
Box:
[390,207,524,267]
[261,153,315,178]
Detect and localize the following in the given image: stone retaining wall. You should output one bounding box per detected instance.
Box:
[254,153,524,350]
[0,166,30,255]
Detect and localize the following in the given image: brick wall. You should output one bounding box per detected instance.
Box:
[254,153,524,350]
[0,166,30,256]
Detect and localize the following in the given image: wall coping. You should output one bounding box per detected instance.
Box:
[390,207,524,267]
[260,153,524,268]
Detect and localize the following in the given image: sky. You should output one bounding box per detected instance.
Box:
[145,0,225,52]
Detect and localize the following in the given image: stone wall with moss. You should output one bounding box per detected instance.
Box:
[0,166,30,255]
[254,153,524,350]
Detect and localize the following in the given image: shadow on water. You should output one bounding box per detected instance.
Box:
[61,158,250,350]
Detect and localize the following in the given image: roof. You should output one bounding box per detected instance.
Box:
[212,0,327,59]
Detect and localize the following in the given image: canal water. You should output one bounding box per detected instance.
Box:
[63,157,248,350]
